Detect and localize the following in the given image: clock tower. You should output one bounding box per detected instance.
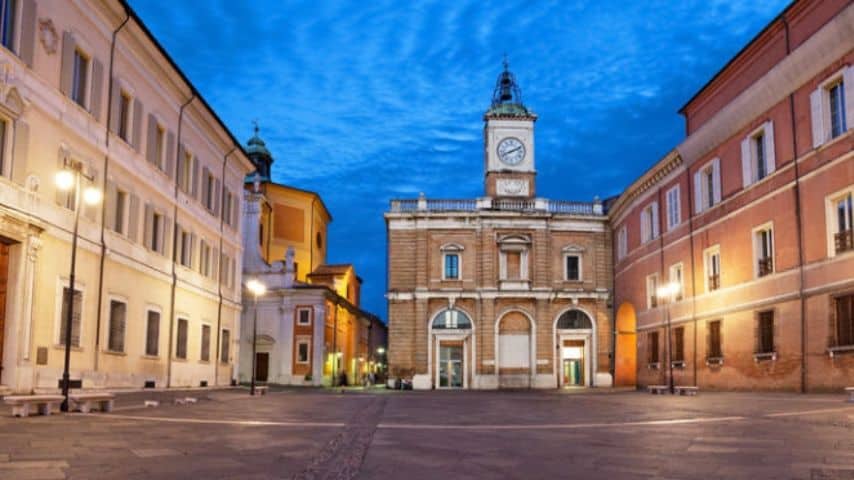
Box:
[484,59,537,199]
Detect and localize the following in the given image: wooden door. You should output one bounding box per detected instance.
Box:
[0,244,8,384]
[255,352,269,382]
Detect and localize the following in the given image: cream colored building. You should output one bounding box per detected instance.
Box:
[0,0,254,393]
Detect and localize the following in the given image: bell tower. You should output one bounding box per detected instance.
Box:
[484,58,537,199]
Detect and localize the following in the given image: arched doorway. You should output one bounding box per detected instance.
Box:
[496,310,534,389]
[429,309,473,389]
[615,303,637,387]
[554,309,596,387]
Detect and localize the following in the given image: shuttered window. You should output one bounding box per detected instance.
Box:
[707,320,722,359]
[836,294,854,348]
[200,324,211,362]
[114,189,127,235]
[673,327,685,362]
[220,329,230,363]
[176,318,188,359]
[0,0,15,50]
[145,310,160,356]
[829,81,847,139]
[757,311,774,354]
[71,50,90,108]
[118,92,131,142]
[297,341,310,364]
[648,331,659,364]
[59,287,82,347]
[107,300,126,352]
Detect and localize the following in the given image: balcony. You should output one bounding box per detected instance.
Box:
[757,257,773,277]
[836,229,853,254]
[388,196,604,216]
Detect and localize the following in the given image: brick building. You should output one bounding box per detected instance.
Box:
[385,64,613,390]
[610,0,854,392]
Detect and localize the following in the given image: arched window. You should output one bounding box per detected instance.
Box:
[557,310,593,330]
[432,309,472,330]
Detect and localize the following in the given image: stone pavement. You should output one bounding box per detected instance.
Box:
[0,387,853,479]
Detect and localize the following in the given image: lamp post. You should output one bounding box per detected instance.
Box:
[246,279,266,396]
[656,282,681,395]
[55,159,102,412]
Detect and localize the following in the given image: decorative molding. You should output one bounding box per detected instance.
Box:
[38,18,58,55]
[496,178,529,197]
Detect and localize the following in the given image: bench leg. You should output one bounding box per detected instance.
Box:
[12,404,29,417]
[101,400,114,413]
[78,401,91,414]
[847,393,854,403]
[38,402,52,416]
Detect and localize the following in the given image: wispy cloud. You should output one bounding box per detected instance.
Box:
[130,0,788,316]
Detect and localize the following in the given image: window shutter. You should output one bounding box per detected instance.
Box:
[59,31,75,97]
[212,247,219,280]
[72,290,82,347]
[105,181,117,231]
[143,203,153,249]
[109,77,121,134]
[11,120,29,186]
[693,171,702,214]
[90,59,104,121]
[165,131,175,179]
[810,88,825,148]
[201,166,210,205]
[176,144,186,191]
[174,224,183,261]
[231,193,239,230]
[131,99,143,151]
[146,114,157,165]
[128,193,140,242]
[844,67,854,133]
[162,215,172,257]
[19,0,37,67]
[764,121,775,175]
[109,302,126,352]
[640,209,649,243]
[712,158,721,204]
[191,157,200,199]
[740,137,752,187]
[190,233,197,270]
[213,178,221,216]
[651,202,659,238]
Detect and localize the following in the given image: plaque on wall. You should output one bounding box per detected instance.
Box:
[496,179,529,196]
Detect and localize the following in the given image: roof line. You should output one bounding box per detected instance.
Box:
[117,0,249,159]
[258,180,333,221]
[678,0,798,114]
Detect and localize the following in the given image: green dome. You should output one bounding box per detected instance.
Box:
[246,133,271,157]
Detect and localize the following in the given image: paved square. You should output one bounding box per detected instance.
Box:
[1,388,853,479]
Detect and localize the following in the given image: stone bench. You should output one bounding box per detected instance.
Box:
[675,386,699,396]
[254,386,268,396]
[3,395,65,417]
[647,385,669,395]
[70,392,115,413]
[846,387,854,403]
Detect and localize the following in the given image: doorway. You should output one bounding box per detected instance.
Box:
[438,344,463,388]
[255,352,269,382]
[561,342,585,386]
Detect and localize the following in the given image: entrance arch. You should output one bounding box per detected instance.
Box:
[428,308,474,389]
[615,302,638,387]
[553,308,596,387]
[495,309,535,389]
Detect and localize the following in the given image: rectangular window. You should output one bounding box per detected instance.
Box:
[155,125,165,170]
[71,50,90,108]
[617,226,627,260]
[757,311,774,354]
[834,193,853,255]
[669,263,683,301]
[220,329,230,363]
[646,273,658,309]
[640,202,659,243]
[297,308,311,326]
[145,310,160,356]
[200,324,211,362]
[565,255,580,281]
[648,331,659,364]
[705,248,721,292]
[204,172,214,210]
[297,340,310,364]
[59,287,82,348]
[754,132,766,181]
[118,92,131,142]
[707,320,722,359]
[107,300,126,352]
[114,190,127,235]
[829,81,847,139]
[666,186,680,230]
[151,212,163,252]
[505,251,521,280]
[444,253,459,280]
[0,0,15,50]
[199,240,210,276]
[704,167,715,209]
[836,294,854,348]
[222,190,232,226]
[180,152,193,193]
[673,326,685,362]
[179,230,192,267]
[755,227,774,277]
[176,318,188,359]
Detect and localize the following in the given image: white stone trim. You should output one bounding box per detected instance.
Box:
[552,306,597,388]
[494,307,536,387]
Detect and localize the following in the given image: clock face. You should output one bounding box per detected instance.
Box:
[497,137,525,166]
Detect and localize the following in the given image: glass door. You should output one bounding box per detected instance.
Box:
[438,344,463,388]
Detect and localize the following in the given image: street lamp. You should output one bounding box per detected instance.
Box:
[246,279,266,396]
[56,158,101,412]
[656,282,681,395]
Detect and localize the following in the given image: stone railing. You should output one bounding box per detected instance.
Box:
[389,196,603,216]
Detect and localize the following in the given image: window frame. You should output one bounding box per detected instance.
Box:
[828,80,847,139]
[704,245,721,293]
[144,307,161,357]
[669,263,684,302]
[106,297,127,353]
[752,222,775,278]
[71,47,92,109]
[564,253,581,282]
[707,319,723,360]
[296,307,312,326]
[646,273,659,309]
[648,330,660,365]
[220,328,230,364]
[0,0,17,52]
[640,201,659,244]
[833,293,854,349]
[443,252,460,281]
[56,280,84,349]
[824,186,854,258]
[617,226,628,260]
[296,338,311,364]
[756,310,775,355]
[200,323,211,363]
[175,317,189,360]
[117,90,133,143]
[665,185,681,231]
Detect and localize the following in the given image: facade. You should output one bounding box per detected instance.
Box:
[241,134,385,387]
[386,65,613,390]
[0,0,254,393]
[610,0,854,392]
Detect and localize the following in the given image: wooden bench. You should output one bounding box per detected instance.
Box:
[70,392,115,413]
[254,386,268,396]
[3,395,64,417]
[675,386,699,396]
[647,385,669,395]
[845,387,854,403]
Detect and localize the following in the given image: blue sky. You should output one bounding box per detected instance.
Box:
[131,0,788,317]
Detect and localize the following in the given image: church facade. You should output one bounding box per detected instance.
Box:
[385,66,613,390]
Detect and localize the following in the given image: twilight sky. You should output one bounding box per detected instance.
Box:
[130,0,788,318]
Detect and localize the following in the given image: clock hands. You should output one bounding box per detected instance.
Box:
[503,146,522,155]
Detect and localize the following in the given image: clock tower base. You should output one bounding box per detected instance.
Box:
[486,172,536,198]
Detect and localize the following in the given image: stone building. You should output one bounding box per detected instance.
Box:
[0,0,254,393]
[610,0,854,391]
[385,64,612,390]
[241,132,385,387]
